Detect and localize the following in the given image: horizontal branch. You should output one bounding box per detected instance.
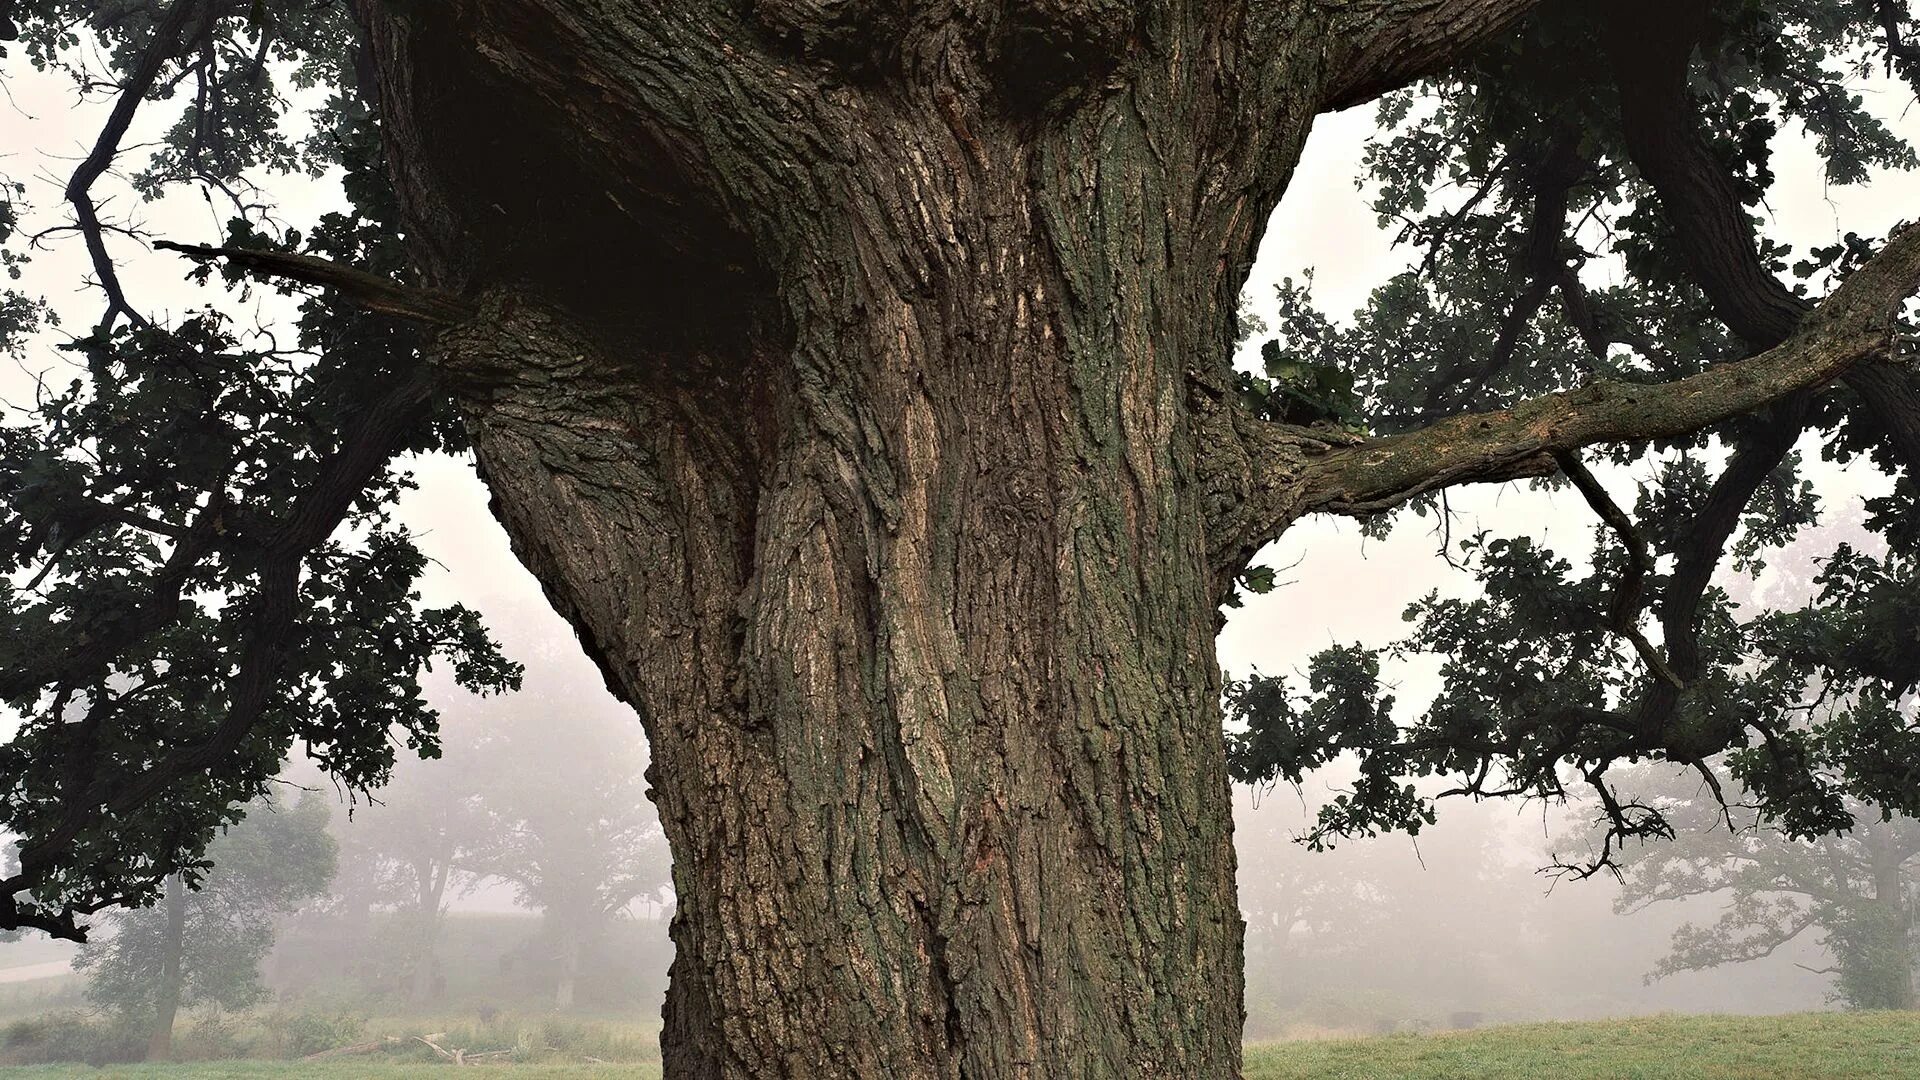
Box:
[154,241,474,325]
[1317,0,1543,113]
[1295,221,1920,516]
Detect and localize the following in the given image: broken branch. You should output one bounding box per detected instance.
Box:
[154,241,474,325]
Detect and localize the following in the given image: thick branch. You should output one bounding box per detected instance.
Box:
[1606,2,1920,477]
[1295,222,1920,516]
[1606,0,1805,350]
[1317,0,1542,113]
[1631,398,1807,736]
[154,241,475,325]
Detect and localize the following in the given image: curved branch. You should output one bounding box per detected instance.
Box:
[69,0,214,330]
[1294,221,1920,516]
[1605,1,1920,476]
[1317,0,1542,113]
[1606,0,1804,350]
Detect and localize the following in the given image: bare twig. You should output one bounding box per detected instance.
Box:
[1553,450,1687,691]
[67,0,213,330]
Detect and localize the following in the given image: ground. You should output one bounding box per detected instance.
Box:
[0,1012,1914,1077]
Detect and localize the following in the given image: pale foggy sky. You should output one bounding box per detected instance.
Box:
[1,58,1916,921]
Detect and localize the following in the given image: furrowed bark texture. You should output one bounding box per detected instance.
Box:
[348,1,1534,1076]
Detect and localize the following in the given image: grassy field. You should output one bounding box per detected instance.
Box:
[1244,1011,1920,1079]
[0,1011,1911,1077]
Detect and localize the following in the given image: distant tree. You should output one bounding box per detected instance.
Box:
[1604,768,1920,1011]
[1,843,20,944]
[75,791,335,1060]
[1240,790,1552,1029]
[1237,796,1393,982]
[333,748,489,1004]
[465,705,669,1010]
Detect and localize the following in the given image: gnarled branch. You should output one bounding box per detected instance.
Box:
[1292,220,1920,517]
[1317,0,1543,113]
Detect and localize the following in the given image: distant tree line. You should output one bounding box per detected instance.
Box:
[42,678,671,1062]
[297,691,669,1014]
[1601,768,1918,1011]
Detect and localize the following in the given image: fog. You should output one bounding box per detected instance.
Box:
[2,51,1916,1046]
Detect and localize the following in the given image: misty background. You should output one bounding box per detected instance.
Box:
[2,50,1915,1043]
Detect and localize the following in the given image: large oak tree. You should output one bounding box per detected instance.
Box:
[2,1,1919,1076]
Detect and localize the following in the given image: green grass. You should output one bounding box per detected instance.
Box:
[0,1008,660,1070]
[1245,1011,1920,1079]
[0,1011,1912,1077]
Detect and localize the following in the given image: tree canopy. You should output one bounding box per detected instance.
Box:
[0,0,1917,961]
[1228,0,1920,871]
[0,0,519,939]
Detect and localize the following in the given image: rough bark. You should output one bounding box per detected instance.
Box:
[298,0,1920,1076]
[146,875,188,1063]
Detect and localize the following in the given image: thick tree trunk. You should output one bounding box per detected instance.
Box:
[146,875,187,1062]
[290,2,1918,1064]
[347,1,1537,1075]
[443,174,1254,1077]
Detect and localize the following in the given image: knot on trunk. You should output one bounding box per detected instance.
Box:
[988,0,1139,111]
[749,0,1139,109]
[748,0,908,76]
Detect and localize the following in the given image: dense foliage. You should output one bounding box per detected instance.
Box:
[0,1,517,939]
[1230,0,1920,870]
[0,0,1917,945]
